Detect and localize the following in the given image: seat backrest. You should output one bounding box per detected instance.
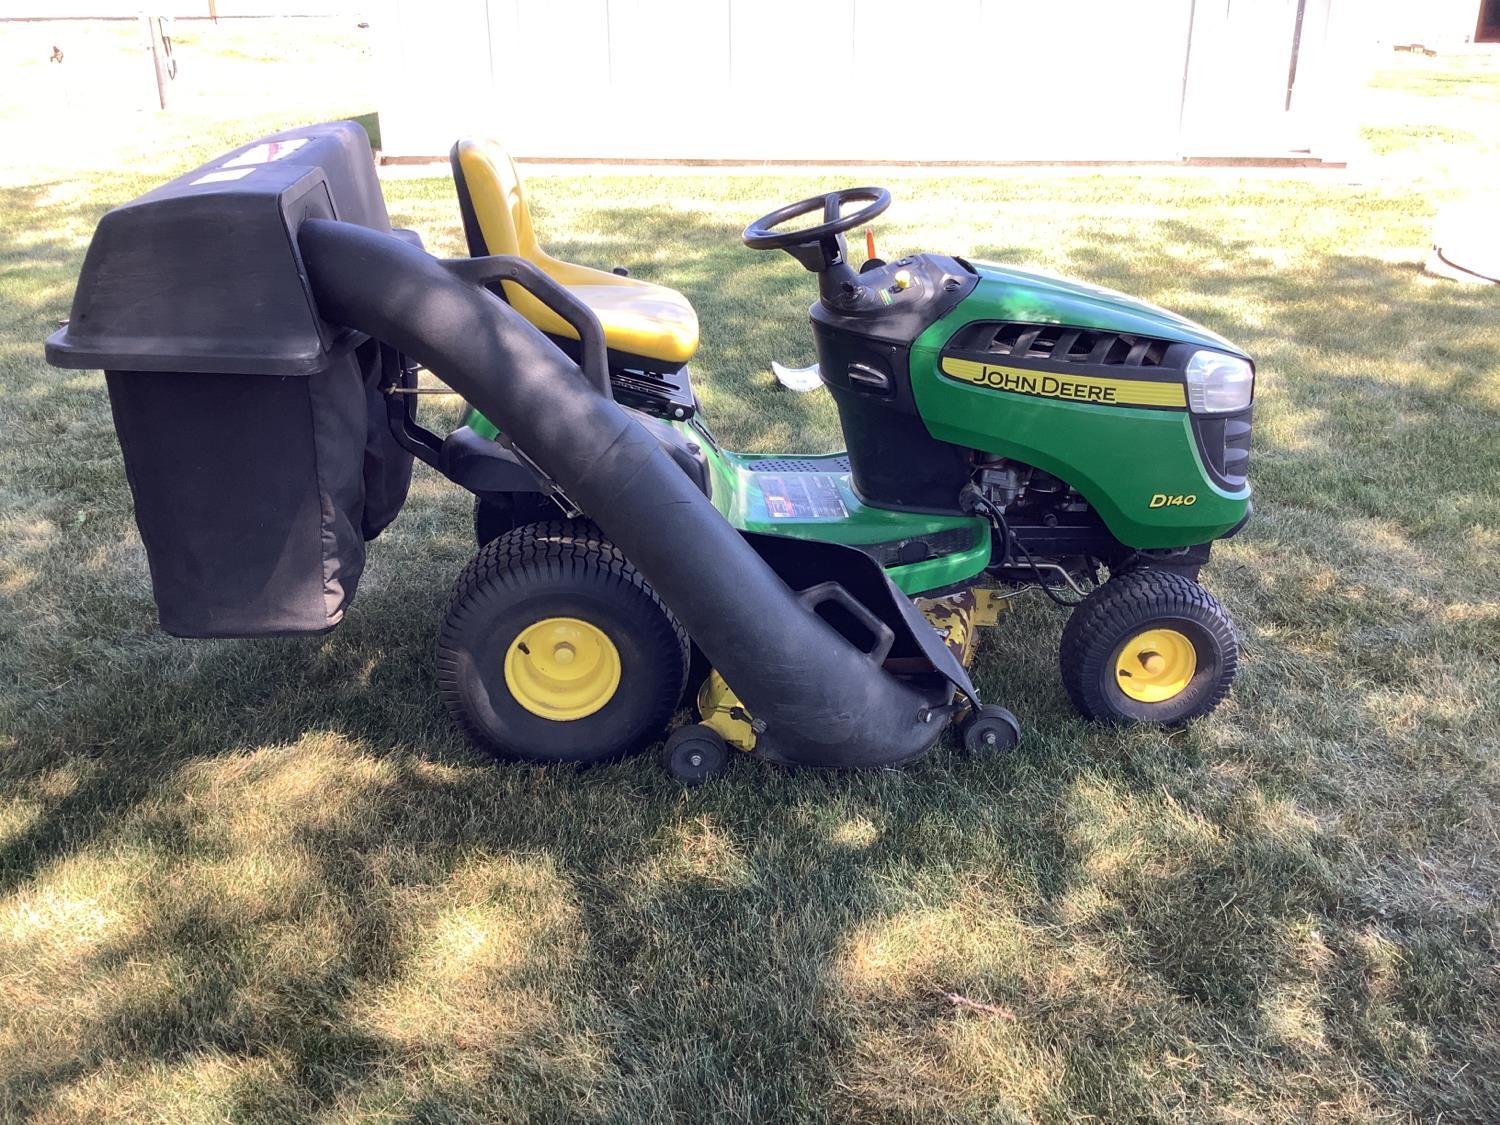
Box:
[450,139,543,262]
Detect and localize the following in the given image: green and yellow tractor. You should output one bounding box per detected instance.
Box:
[48,124,1253,782]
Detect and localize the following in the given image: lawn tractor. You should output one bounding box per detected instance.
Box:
[46,123,1253,782]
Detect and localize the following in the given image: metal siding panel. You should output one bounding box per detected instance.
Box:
[371,0,1347,160]
[377,0,496,158]
[727,0,854,160]
[501,0,612,153]
[1180,0,1310,156]
[597,0,731,157]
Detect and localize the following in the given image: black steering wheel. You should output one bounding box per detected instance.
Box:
[743,187,891,253]
[742,187,892,301]
[745,185,889,257]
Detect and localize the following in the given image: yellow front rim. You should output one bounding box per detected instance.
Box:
[1114,627,1197,703]
[504,616,621,721]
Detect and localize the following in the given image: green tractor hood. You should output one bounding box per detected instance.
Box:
[910,262,1253,550]
[957,262,1247,357]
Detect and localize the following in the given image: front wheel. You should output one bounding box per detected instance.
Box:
[437,520,689,763]
[1059,568,1238,724]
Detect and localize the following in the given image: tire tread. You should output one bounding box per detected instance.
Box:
[437,519,689,760]
[1059,567,1238,723]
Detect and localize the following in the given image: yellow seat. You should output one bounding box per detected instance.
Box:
[451,138,699,368]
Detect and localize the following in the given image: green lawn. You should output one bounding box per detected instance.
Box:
[2,21,1499,1123]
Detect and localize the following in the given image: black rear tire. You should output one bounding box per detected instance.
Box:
[1060,568,1238,725]
[438,520,689,763]
[474,494,560,546]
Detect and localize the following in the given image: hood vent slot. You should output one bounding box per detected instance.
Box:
[952,322,1172,369]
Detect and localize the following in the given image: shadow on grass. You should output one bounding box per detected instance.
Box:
[3,179,1498,1119]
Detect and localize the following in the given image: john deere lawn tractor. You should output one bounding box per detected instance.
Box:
[46,123,1253,782]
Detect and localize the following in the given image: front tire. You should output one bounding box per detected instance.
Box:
[438,520,689,763]
[1060,568,1238,724]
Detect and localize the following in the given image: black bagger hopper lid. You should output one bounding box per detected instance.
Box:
[46,121,412,637]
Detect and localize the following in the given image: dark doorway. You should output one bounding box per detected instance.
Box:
[1479,0,1500,43]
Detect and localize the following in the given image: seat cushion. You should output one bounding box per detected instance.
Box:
[452,139,699,366]
[563,282,699,366]
[501,260,700,369]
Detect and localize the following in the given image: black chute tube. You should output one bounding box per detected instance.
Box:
[298,218,951,767]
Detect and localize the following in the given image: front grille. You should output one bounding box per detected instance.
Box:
[948,321,1173,369]
[948,321,1250,490]
[1191,409,1253,490]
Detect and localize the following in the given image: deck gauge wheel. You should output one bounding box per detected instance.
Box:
[961,704,1022,754]
[661,723,730,785]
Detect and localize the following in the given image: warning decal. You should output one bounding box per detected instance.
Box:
[757,474,848,521]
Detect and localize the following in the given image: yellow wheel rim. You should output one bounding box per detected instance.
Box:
[1114,627,1197,703]
[504,616,621,721]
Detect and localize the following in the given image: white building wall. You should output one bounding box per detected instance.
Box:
[1178,0,1371,160]
[0,2,364,14]
[1364,0,1483,48]
[376,0,1206,162]
[7,0,1368,162]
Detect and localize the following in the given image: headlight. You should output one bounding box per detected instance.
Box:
[1184,350,1254,414]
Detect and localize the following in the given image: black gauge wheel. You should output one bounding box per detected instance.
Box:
[961,705,1022,754]
[661,723,730,786]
